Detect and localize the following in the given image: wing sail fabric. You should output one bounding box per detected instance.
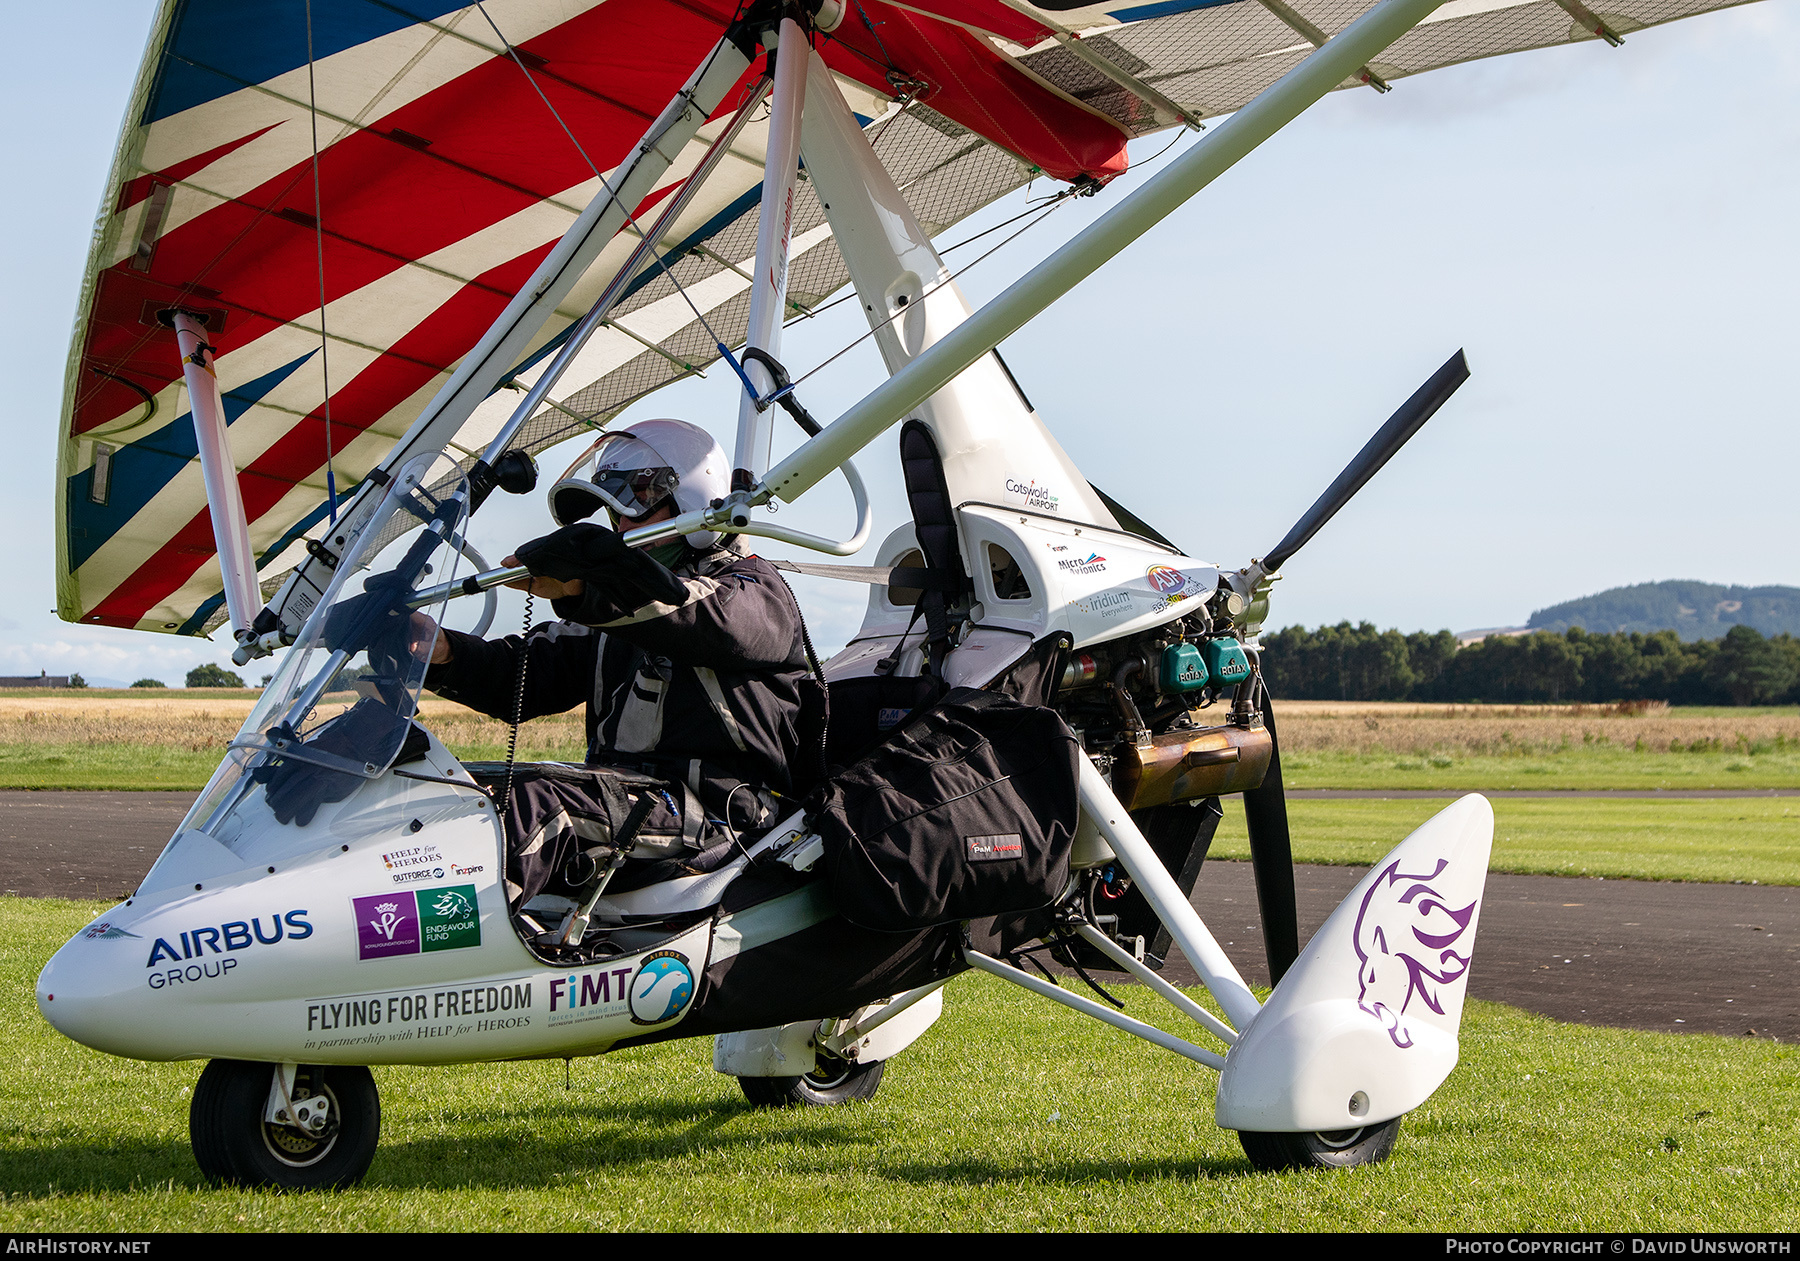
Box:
[57,0,1759,635]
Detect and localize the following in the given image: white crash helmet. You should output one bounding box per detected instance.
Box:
[547,419,730,547]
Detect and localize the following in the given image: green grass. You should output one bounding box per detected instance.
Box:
[1280,747,1800,790]
[3,898,1794,1230]
[1210,797,1800,885]
[19,745,1799,793]
[0,738,586,791]
[0,743,226,791]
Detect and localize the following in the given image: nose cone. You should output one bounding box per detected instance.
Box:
[37,926,169,1059]
[38,937,114,1051]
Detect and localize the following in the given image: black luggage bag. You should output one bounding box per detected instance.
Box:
[808,688,1082,932]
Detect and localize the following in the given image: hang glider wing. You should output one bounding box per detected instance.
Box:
[57,0,1759,635]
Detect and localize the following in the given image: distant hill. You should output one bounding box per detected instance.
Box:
[1528,581,1800,642]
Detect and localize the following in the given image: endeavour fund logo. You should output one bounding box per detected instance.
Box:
[354,885,481,961]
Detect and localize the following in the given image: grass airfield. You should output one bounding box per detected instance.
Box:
[1,898,1794,1232]
[1,695,1795,1229]
[1211,797,1800,885]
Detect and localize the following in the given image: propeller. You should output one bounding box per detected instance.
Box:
[1238,349,1471,985]
[1245,349,1470,595]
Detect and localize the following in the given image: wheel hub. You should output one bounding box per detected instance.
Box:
[261,1085,341,1168]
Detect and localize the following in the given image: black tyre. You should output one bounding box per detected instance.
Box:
[1238,1116,1402,1172]
[190,1060,380,1190]
[738,1053,885,1108]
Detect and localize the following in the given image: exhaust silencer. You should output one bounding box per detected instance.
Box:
[1112,722,1273,810]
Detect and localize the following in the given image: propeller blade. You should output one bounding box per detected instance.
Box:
[1262,349,1470,575]
[1138,798,1226,970]
[1241,687,1300,984]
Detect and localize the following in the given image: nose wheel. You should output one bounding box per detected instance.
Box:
[1237,1116,1403,1171]
[190,1060,381,1189]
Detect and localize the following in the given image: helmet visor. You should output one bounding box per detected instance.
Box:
[550,433,679,525]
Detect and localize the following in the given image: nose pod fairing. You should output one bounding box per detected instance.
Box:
[1214,795,1495,1133]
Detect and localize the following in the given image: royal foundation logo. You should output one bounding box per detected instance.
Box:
[354,885,481,961]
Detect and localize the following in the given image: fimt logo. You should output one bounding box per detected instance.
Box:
[549,966,635,1014]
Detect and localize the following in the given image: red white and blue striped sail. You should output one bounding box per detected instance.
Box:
[56,0,1757,636]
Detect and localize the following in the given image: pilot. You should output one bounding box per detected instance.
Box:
[415,419,816,911]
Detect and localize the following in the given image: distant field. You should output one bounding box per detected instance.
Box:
[1210,797,1800,885]
[0,692,584,789]
[1274,700,1800,790]
[1,694,1793,792]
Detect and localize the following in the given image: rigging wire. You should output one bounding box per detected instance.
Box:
[304,0,338,522]
[471,0,748,360]
[789,188,1080,325]
[771,187,1080,398]
[760,123,1194,397]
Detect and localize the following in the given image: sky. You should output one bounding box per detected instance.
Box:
[4,1,1796,685]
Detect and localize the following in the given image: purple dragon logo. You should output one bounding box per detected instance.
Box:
[1352,857,1477,1049]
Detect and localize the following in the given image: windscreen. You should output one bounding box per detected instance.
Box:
[175,453,475,846]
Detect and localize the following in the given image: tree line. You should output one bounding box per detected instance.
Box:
[1259,623,1800,706]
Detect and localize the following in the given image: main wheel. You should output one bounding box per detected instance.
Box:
[1237,1116,1402,1171]
[190,1060,380,1190]
[738,1053,885,1108]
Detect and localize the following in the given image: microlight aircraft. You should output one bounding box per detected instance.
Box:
[41,0,1756,1189]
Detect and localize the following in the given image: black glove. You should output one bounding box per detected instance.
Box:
[253,701,424,826]
[318,577,428,711]
[320,579,414,674]
[515,523,689,624]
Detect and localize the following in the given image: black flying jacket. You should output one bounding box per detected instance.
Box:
[425,541,810,796]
